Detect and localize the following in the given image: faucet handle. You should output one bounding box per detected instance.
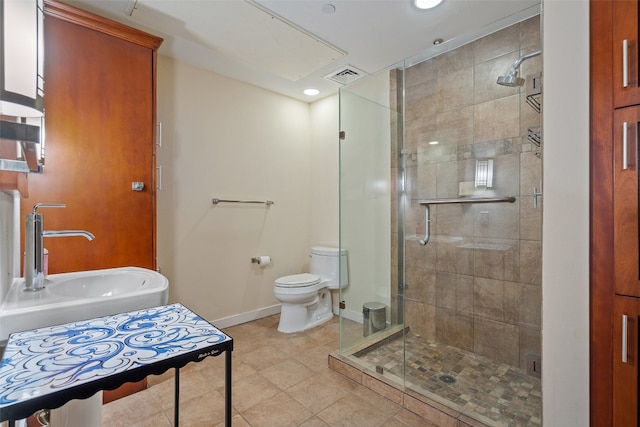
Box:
[32,203,66,214]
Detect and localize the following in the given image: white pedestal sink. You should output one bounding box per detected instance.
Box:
[0,266,169,341]
[0,266,169,426]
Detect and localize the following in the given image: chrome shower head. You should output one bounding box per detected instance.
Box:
[496,72,525,87]
[496,50,541,87]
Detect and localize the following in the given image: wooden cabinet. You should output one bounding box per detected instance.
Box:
[613,296,640,426]
[21,0,162,273]
[592,0,638,425]
[614,106,640,297]
[614,0,640,108]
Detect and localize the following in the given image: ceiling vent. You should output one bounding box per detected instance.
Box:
[324,66,367,85]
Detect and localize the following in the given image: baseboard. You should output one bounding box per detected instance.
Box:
[211,304,281,329]
[341,307,363,324]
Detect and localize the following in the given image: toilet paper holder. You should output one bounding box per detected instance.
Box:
[251,256,271,265]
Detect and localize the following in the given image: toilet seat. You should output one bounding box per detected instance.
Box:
[275,273,320,288]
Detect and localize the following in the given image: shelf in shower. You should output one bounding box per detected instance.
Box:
[418,196,516,206]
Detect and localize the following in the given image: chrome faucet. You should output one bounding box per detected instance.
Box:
[24,203,95,291]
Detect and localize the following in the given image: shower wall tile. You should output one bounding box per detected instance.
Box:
[437,43,474,76]
[520,197,542,241]
[492,152,521,196]
[391,233,398,268]
[390,114,399,169]
[472,199,520,240]
[436,307,473,351]
[473,277,505,322]
[519,326,542,371]
[473,95,520,143]
[415,164,438,200]
[519,240,542,285]
[436,238,474,276]
[405,299,436,340]
[436,271,458,310]
[435,204,474,236]
[435,271,474,315]
[473,24,520,64]
[519,284,542,328]
[520,152,542,197]
[520,16,541,52]
[473,318,519,366]
[436,162,463,198]
[473,239,519,282]
[503,281,520,325]
[456,275,474,315]
[406,57,437,88]
[406,238,436,270]
[406,266,436,304]
[438,68,474,113]
[458,138,517,161]
[406,117,437,159]
[406,79,439,123]
[436,106,474,147]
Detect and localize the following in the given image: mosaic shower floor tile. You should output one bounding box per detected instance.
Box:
[355,332,542,427]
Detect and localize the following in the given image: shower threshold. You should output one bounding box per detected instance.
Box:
[331,330,541,427]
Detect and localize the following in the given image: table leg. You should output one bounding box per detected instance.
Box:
[175,367,180,427]
[226,350,232,427]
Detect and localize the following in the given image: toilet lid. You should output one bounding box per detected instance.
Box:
[275,273,320,288]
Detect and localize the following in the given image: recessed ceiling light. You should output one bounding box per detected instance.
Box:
[322,4,336,14]
[304,88,320,96]
[429,141,439,145]
[415,0,444,10]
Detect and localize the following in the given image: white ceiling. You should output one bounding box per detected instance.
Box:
[63,0,541,103]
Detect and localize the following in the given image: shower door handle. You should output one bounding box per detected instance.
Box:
[622,314,628,363]
[623,39,629,88]
[418,205,430,246]
[623,121,629,170]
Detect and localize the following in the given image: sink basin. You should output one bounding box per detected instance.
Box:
[0,267,169,341]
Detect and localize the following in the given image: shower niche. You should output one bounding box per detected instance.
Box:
[336,14,542,427]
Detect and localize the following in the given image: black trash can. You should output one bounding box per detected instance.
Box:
[363,302,386,337]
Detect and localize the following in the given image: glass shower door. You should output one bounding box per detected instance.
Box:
[338,67,406,376]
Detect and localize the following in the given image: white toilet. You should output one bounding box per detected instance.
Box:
[274,246,348,333]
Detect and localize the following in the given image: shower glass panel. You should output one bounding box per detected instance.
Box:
[338,15,542,427]
[338,68,404,358]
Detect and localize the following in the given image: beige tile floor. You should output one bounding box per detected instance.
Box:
[101,315,436,427]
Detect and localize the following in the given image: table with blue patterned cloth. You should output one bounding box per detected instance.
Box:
[0,303,233,426]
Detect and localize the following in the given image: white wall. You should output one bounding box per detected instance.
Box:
[310,94,339,247]
[542,0,589,425]
[156,56,315,325]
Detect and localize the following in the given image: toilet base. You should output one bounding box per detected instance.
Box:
[277,288,333,333]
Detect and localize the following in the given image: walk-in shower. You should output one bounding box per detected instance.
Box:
[336,15,542,427]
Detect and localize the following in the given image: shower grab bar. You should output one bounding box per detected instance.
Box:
[212,198,274,206]
[417,196,515,246]
[418,196,516,205]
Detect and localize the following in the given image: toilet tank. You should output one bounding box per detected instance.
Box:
[309,246,348,289]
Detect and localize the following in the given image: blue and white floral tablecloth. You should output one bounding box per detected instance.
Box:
[0,303,233,423]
